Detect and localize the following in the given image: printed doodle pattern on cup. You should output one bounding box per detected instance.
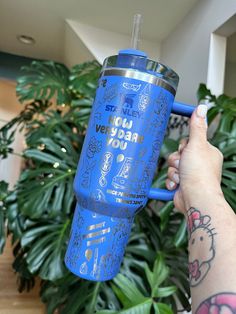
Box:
[138,84,152,112]
[80,136,102,189]
[123,82,141,92]
[65,209,84,267]
[112,157,133,190]
[144,90,169,136]
[103,83,119,103]
[86,136,102,159]
[99,152,113,187]
[81,159,96,188]
[80,214,111,279]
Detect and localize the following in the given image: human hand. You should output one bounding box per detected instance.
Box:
[166,104,224,213]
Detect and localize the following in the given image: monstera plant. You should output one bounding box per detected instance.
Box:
[0,60,235,314]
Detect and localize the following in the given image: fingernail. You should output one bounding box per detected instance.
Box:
[178,144,183,153]
[196,104,208,118]
[174,159,179,168]
[169,181,175,189]
[173,173,180,184]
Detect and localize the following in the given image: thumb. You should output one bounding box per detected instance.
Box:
[189,104,208,144]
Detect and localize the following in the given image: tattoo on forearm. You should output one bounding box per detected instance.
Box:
[196,292,236,313]
[187,207,217,287]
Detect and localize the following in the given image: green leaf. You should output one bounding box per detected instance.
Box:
[0,181,9,253]
[44,279,119,314]
[222,187,236,210]
[0,180,8,201]
[160,139,178,158]
[144,254,171,300]
[152,167,168,190]
[16,61,71,104]
[223,161,236,169]
[221,142,236,158]
[97,300,152,314]
[21,220,70,281]
[197,83,216,103]
[159,202,174,231]
[69,61,101,98]
[97,311,118,314]
[125,243,155,263]
[119,299,152,313]
[0,128,15,159]
[175,289,191,312]
[6,196,26,243]
[17,143,76,218]
[173,219,187,248]
[154,302,173,314]
[207,107,219,126]
[0,210,6,254]
[60,281,96,314]
[24,149,68,168]
[97,299,152,314]
[154,286,177,298]
[153,254,169,287]
[12,244,35,292]
[113,274,147,306]
[219,111,234,133]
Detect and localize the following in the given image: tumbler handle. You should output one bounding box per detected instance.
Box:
[147,102,195,201]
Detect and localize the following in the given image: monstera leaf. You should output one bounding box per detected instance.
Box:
[69,61,101,98]
[17,140,76,219]
[197,84,236,131]
[0,128,14,159]
[12,242,36,292]
[41,275,120,314]
[16,61,71,104]
[20,219,70,281]
[0,100,50,133]
[197,84,216,104]
[69,61,101,125]
[23,109,85,149]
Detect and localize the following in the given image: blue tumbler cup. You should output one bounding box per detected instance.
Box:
[65,49,195,281]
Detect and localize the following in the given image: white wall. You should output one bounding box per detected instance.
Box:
[207,33,227,97]
[161,0,236,104]
[64,21,94,69]
[65,20,161,66]
[224,61,236,97]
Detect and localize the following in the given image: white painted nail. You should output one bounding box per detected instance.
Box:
[169,181,175,189]
[173,173,180,184]
[178,143,184,153]
[196,104,208,118]
[174,159,179,168]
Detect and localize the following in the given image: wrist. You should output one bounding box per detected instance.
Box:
[183,186,225,212]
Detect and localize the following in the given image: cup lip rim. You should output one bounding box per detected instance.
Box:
[100,67,177,95]
[103,54,179,88]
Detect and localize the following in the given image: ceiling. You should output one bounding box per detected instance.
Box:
[0,0,198,62]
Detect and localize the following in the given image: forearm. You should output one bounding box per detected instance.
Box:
[184,191,236,313]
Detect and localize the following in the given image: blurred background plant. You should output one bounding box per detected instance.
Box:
[0,60,235,314]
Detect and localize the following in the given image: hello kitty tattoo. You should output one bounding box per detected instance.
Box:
[187,207,217,287]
